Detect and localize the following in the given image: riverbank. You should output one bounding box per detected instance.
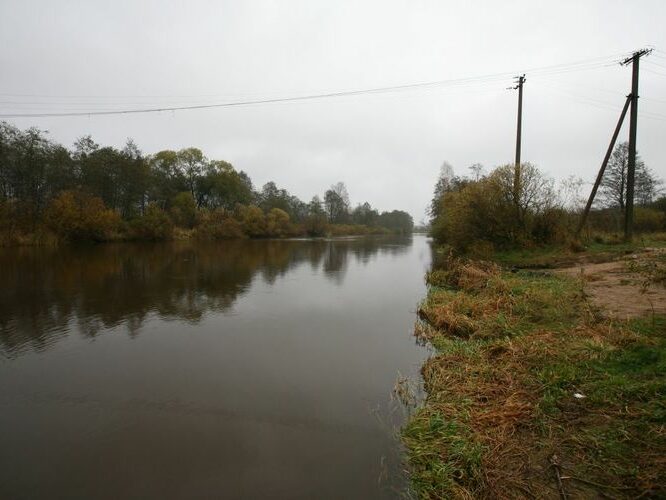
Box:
[403,244,665,498]
[0,223,399,247]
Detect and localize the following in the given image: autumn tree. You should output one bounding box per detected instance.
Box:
[429,162,471,224]
[117,140,150,218]
[149,150,185,208]
[430,162,456,220]
[170,191,197,228]
[236,205,266,237]
[378,210,413,233]
[351,202,379,226]
[46,190,121,241]
[265,208,291,237]
[431,164,560,250]
[176,147,207,205]
[258,181,307,221]
[198,160,253,210]
[304,196,327,236]
[130,203,173,240]
[0,124,75,222]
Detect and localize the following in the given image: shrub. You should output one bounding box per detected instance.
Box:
[45,190,120,241]
[169,191,197,228]
[467,240,495,260]
[265,208,291,237]
[587,207,622,234]
[235,205,266,237]
[304,214,328,236]
[195,208,245,240]
[0,200,19,238]
[431,164,561,251]
[129,203,173,240]
[634,207,666,233]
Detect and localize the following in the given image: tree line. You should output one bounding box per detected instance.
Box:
[0,122,413,244]
[429,142,664,252]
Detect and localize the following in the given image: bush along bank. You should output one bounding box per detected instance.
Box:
[402,253,665,499]
[0,194,396,246]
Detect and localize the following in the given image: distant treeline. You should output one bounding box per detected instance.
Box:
[0,122,413,244]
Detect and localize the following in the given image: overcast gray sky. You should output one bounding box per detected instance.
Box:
[1,0,665,221]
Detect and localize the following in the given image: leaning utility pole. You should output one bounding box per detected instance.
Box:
[509,75,526,201]
[621,49,652,241]
[576,95,631,236]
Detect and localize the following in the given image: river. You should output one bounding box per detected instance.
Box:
[0,235,431,499]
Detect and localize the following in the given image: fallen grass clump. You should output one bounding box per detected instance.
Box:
[418,258,574,342]
[426,257,501,291]
[404,256,666,498]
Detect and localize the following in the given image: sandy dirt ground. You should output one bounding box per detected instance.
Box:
[556,248,666,319]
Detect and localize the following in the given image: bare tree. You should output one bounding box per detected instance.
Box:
[331,181,350,207]
[430,161,455,218]
[599,142,660,208]
[324,182,350,223]
[559,175,585,212]
[469,163,484,181]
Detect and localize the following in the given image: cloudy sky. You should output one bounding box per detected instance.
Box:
[1,0,665,221]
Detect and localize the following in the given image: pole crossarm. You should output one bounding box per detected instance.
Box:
[620,48,652,66]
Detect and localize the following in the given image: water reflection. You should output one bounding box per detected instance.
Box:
[0,237,410,357]
[0,235,430,500]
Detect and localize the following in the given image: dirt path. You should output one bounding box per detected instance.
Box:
[556,248,666,319]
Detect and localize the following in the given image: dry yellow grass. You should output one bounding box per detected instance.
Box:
[404,256,666,499]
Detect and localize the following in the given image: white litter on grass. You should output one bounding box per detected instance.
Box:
[573,392,586,399]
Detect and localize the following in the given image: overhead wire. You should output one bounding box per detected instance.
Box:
[0,52,634,118]
[533,75,666,105]
[536,82,666,122]
[643,67,666,78]
[645,60,666,71]
[0,52,630,101]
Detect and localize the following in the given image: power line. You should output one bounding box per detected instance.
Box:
[538,84,666,121]
[645,59,666,70]
[0,53,628,101]
[643,67,666,78]
[0,52,632,118]
[0,85,504,109]
[536,76,666,105]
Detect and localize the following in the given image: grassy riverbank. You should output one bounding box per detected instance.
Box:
[403,245,666,498]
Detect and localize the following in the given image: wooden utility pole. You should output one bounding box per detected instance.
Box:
[621,49,651,241]
[514,75,525,167]
[510,75,526,201]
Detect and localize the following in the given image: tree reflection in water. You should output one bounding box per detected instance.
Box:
[0,236,410,357]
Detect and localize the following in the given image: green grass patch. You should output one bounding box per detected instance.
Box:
[404,254,666,498]
[402,412,484,498]
[491,234,666,269]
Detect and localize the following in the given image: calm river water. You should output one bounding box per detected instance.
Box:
[0,235,431,499]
